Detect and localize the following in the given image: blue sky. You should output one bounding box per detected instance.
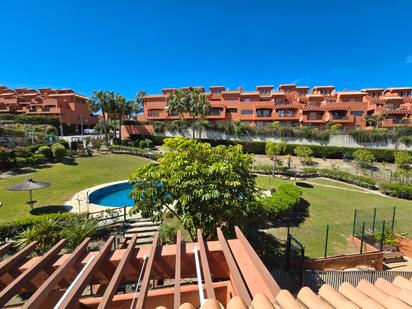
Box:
[1,0,412,99]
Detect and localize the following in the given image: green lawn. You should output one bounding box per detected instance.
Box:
[256,175,412,258]
[0,154,150,223]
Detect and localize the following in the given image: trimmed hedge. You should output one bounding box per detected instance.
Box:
[109,145,162,160]
[261,183,303,217]
[0,212,75,243]
[380,184,412,200]
[0,113,59,126]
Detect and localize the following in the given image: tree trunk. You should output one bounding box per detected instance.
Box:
[273,153,277,177]
[192,121,195,139]
[102,111,108,143]
[118,113,123,141]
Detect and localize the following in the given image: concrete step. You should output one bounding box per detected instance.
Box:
[126,225,160,233]
[126,221,160,229]
[124,231,156,238]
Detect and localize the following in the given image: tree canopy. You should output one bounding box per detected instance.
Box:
[129,137,258,239]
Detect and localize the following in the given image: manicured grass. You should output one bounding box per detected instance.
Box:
[0,154,150,223]
[256,175,412,258]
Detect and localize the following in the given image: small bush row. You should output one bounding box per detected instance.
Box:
[303,167,377,188]
[109,145,162,160]
[379,184,412,200]
[0,113,60,126]
[0,141,68,170]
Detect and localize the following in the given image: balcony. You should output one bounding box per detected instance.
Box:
[300,114,328,123]
[273,112,300,121]
[330,114,355,123]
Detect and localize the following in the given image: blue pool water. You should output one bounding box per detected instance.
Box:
[89,182,134,207]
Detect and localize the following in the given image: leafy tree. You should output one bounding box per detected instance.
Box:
[37,146,53,160]
[294,145,313,165]
[394,151,412,169]
[265,141,287,175]
[111,93,133,141]
[129,137,258,240]
[229,121,251,136]
[353,149,375,168]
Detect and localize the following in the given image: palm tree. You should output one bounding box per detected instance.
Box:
[135,90,146,116]
[365,113,386,128]
[89,91,112,142]
[112,93,133,141]
[188,88,211,139]
[166,89,189,122]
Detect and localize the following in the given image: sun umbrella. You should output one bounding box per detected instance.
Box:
[8,178,50,209]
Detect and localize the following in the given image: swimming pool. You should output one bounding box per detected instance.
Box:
[88,182,134,207]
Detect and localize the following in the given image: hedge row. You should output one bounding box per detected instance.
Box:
[0,113,59,126]
[0,212,75,243]
[109,145,162,160]
[380,184,412,200]
[303,167,377,188]
[131,135,410,163]
[261,183,303,218]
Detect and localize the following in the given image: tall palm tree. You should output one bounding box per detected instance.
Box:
[365,113,386,128]
[89,90,112,142]
[112,93,133,141]
[188,88,211,139]
[135,90,146,116]
[166,89,189,121]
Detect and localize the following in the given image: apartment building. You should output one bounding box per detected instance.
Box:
[0,86,98,128]
[141,84,412,130]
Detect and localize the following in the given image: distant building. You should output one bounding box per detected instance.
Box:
[140,85,412,130]
[0,86,98,131]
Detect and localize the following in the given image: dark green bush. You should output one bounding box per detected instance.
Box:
[145,139,154,148]
[37,146,53,160]
[261,184,302,218]
[51,143,66,161]
[14,147,32,158]
[380,184,412,200]
[139,140,147,148]
[29,154,47,165]
[15,157,28,167]
[109,145,161,160]
[0,113,59,126]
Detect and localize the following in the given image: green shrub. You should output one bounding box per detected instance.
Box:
[261,184,302,218]
[394,151,412,169]
[0,212,75,243]
[354,149,375,167]
[45,125,57,135]
[139,140,147,148]
[109,145,161,160]
[60,216,99,250]
[29,154,47,165]
[51,143,66,161]
[91,139,103,151]
[14,147,32,158]
[145,139,154,148]
[294,145,313,165]
[15,157,28,168]
[380,184,412,200]
[37,146,53,160]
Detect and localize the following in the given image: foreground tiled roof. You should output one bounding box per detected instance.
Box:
[172,275,412,308]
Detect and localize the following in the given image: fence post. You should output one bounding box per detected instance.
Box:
[324,224,329,258]
[372,208,377,234]
[380,220,386,251]
[352,209,357,236]
[123,206,127,223]
[391,206,396,234]
[285,233,291,272]
[300,245,305,288]
[360,222,366,254]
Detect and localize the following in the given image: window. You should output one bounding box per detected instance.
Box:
[241,109,253,115]
[227,108,238,113]
[351,111,363,117]
[256,109,272,117]
[243,98,251,102]
[210,108,223,116]
[229,96,236,100]
[275,98,283,105]
[148,109,163,117]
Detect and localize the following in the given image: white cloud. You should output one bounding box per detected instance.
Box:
[406,55,412,64]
